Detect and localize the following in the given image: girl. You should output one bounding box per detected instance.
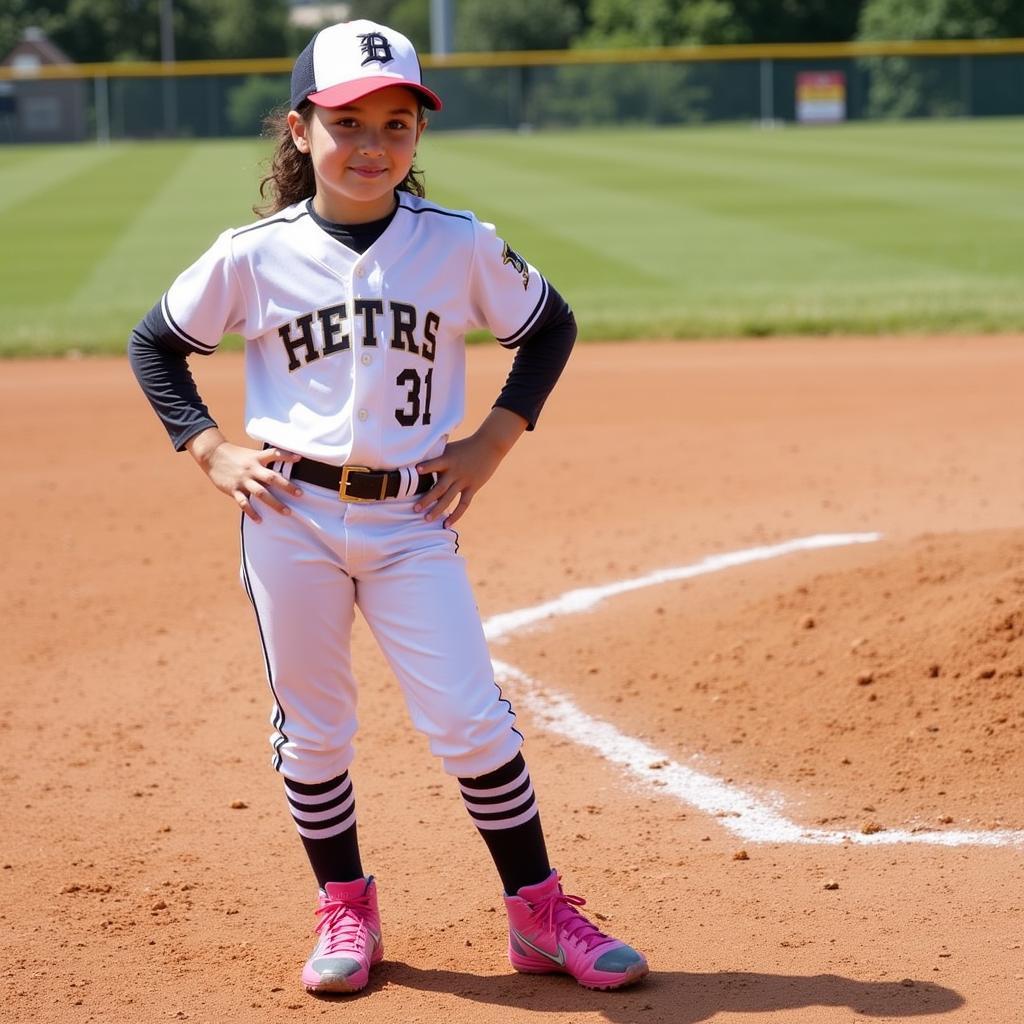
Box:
[129,19,648,996]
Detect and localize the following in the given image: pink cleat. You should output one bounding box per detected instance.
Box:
[301,876,383,993]
[504,870,649,990]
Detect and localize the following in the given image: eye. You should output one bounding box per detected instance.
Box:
[333,117,359,129]
[387,119,411,131]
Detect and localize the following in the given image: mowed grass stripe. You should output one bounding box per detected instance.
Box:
[423,126,1021,336]
[513,127,1024,222]
[3,119,1023,353]
[633,116,1024,164]
[425,159,671,302]
[471,124,1020,225]
[1,143,195,307]
[423,136,952,294]
[650,119,1024,169]
[71,141,268,316]
[427,162,670,293]
[481,116,1019,337]
[0,145,123,217]
[424,140,830,289]
[434,127,1019,281]
[509,121,1024,229]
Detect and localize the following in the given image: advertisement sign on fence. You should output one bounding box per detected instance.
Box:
[796,71,846,123]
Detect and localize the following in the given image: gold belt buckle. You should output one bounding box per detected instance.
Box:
[339,465,385,503]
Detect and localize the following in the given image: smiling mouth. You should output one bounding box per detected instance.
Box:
[350,167,388,178]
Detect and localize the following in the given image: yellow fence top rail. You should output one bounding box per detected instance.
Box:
[2,36,1024,81]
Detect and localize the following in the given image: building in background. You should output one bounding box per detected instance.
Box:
[1,27,87,142]
[289,1,350,29]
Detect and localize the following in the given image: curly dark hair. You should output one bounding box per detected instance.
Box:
[254,100,427,217]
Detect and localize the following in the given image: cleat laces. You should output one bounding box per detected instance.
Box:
[530,879,612,953]
[314,891,375,957]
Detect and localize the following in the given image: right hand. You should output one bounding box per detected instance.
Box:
[186,428,302,523]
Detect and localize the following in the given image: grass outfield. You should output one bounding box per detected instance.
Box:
[1,118,1021,355]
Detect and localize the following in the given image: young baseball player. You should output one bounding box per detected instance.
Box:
[129,19,648,996]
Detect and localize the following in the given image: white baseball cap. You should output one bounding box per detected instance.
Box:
[290,20,442,112]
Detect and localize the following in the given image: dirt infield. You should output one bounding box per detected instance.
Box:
[2,336,1022,1024]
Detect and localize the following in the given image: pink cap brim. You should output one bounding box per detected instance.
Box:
[308,76,442,111]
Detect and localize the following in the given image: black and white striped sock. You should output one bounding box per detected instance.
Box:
[284,771,364,888]
[459,753,551,895]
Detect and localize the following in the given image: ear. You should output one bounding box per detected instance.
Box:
[414,117,427,146]
[288,110,310,154]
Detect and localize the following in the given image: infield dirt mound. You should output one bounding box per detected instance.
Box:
[501,528,1024,836]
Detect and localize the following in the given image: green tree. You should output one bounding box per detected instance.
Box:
[425,0,581,132]
[570,1,734,128]
[340,0,430,53]
[209,0,291,59]
[1,0,293,64]
[730,1,864,44]
[581,0,865,47]
[678,1,750,44]
[228,74,287,134]
[455,0,581,51]
[581,0,686,47]
[55,0,217,62]
[858,0,1024,116]
[859,0,1024,41]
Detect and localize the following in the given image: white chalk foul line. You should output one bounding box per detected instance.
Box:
[487,533,1024,848]
[485,533,880,642]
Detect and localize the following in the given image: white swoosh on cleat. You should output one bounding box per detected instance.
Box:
[512,928,566,966]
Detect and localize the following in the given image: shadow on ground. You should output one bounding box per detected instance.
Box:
[331,964,965,1022]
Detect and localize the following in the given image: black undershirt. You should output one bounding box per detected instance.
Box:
[304,199,397,254]
[128,200,576,453]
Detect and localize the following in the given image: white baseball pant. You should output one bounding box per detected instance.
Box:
[239,476,523,784]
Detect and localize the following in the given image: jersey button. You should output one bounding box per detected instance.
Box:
[358,409,369,421]
[355,267,365,278]
[361,353,372,366]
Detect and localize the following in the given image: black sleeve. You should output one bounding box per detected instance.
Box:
[127,301,218,451]
[492,284,576,430]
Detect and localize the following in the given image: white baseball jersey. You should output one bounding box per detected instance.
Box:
[160,193,550,468]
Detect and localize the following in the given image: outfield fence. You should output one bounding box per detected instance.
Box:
[1,37,1022,143]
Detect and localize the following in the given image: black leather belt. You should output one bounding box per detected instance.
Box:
[290,458,435,503]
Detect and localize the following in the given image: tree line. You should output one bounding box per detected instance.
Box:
[3,0,1023,65]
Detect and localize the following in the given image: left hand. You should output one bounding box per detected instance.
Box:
[414,408,527,527]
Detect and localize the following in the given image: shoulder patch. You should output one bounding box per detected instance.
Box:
[501,242,530,291]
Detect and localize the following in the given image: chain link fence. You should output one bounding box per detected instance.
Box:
[1,40,1022,143]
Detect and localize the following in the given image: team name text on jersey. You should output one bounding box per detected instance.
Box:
[278,300,440,372]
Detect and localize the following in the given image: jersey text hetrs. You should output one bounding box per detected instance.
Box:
[278,300,440,372]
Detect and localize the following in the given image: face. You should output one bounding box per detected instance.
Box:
[289,85,426,224]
